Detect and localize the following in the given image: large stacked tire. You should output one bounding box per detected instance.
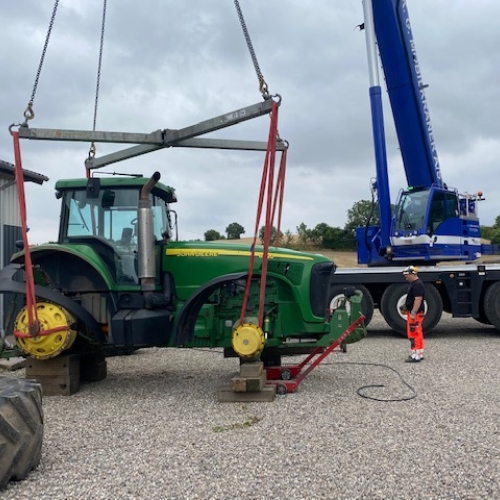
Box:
[0,377,43,490]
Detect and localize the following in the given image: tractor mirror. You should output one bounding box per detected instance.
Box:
[86,178,101,199]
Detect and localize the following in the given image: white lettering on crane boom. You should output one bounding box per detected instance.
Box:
[402,4,441,181]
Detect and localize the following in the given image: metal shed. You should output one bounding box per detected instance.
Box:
[0,159,48,331]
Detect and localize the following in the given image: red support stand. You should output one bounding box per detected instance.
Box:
[265,315,365,395]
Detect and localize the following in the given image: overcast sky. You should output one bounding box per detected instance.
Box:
[1,0,499,244]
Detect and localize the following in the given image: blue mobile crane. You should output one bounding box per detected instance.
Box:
[357,0,488,266]
[327,0,500,335]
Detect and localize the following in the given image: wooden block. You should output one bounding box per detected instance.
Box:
[29,373,80,396]
[246,373,267,392]
[231,376,248,392]
[217,385,276,402]
[81,360,107,382]
[80,353,107,382]
[26,354,80,377]
[239,361,263,378]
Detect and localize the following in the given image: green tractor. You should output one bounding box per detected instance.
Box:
[0,172,365,365]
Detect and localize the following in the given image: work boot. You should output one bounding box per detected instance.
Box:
[405,355,423,363]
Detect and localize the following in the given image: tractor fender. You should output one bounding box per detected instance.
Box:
[174,272,248,346]
[12,244,116,289]
[0,264,104,342]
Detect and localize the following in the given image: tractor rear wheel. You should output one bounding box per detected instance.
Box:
[0,377,44,490]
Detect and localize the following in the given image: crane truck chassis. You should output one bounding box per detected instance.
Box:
[329,263,500,335]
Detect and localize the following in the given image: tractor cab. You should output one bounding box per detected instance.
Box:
[55,176,177,284]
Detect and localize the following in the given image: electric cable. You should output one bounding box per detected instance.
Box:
[328,360,417,402]
[192,351,417,401]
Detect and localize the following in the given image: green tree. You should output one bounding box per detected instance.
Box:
[204,229,223,241]
[281,229,295,248]
[225,222,245,239]
[296,222,312,247]
[310,223,333,246]
[345,200,380,234]
[483,224,500,246]
[491,229,500,246]
[259,225,283,245]
[321,226,356,250]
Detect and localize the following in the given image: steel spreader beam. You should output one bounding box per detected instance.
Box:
[17,99,276,146]
[87,137,286,170]
[17,126,164,144]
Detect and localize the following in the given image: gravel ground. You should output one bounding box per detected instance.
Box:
[2,312,500,500]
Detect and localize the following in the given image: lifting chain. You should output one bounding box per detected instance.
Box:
[233,0,269,99]
[23,0,60,124]
[88,0,108,160]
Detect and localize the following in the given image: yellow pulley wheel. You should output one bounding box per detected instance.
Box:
[15,302,77,360]
[232,323,265,359]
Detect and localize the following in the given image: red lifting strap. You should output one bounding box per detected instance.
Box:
[239,101,287,327]
[12,131,40,336]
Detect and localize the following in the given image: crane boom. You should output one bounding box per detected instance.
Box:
[372,0,443,189]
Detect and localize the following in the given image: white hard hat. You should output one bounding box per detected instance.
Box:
[402,265,418,275]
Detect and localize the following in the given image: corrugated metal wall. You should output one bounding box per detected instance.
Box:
[3,224,21,266]
[0,177,20,227]
[1,174,21,331]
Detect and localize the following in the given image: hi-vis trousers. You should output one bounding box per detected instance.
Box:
[406,312,425,355]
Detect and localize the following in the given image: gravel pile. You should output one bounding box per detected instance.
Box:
[2,312,500,500]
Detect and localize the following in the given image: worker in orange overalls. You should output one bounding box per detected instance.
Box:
[402,266,425,362]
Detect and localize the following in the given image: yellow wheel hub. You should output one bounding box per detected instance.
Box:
[232,323,265,359]
[15,302,77,359]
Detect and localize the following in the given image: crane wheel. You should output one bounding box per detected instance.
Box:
[0,377,43,490]
[15,302,77,359]
[232,323,265,359]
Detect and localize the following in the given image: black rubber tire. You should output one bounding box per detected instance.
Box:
[328,284,374,327]
[473,315,492,326]
[484,281,500,329]
[380,283,443,336]
[0,377,44,490]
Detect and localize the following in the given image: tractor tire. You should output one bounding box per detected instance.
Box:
[0,377,44,490]
[328,284,374,327]
[380,283,443,336]
[484,281,500,329]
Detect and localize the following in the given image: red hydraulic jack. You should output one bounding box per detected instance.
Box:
[265,315,365,395]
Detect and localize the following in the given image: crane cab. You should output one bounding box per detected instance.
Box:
[390,185,482,262]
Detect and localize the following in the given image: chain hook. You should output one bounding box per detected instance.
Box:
[259,78,269,99]
[23,103,35,123]
[88,142,96,159]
